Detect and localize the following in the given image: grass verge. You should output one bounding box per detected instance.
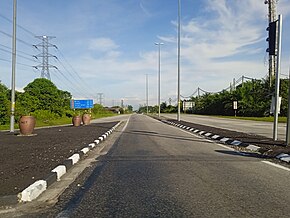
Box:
[0,113,117,131]
[209,115,287,123]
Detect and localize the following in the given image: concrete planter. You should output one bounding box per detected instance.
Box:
[82,114,91,125]
[72,115,82,127]
[19,115,36,135]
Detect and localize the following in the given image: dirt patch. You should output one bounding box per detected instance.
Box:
[0,122,118,196]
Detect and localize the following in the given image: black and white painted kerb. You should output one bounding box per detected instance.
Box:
[18,121,121,203]
[162,120,290,164]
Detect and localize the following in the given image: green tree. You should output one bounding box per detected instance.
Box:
[17,78,72,119]
[127,105,133,112]
[0,83,10,124]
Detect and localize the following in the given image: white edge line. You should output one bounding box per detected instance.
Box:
[262,160,290,172]
[216,143,236,151]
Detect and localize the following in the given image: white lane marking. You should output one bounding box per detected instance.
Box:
[262,161,290,172]
[215,143,235,151]
[122,116,130,132]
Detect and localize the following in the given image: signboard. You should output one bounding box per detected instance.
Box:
[70,99,93,109]
[183,101,194,111]
[270,96,281,114]
[233,101,238,110]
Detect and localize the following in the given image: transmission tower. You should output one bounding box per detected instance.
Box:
[265,0,278,84]
[97,93,104,105]
[33,35,57,80]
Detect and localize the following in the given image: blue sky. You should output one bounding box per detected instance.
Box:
[1,0,290,109]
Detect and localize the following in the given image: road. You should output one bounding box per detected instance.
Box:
[5,114,290,217]
[163,113,287,141]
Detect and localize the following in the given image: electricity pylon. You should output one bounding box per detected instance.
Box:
[33,35,57,80]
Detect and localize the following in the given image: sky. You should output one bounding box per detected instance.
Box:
[1,0,290,110]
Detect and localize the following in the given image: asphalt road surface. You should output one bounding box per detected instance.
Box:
[163,113,287,141]
[7,114,290,217]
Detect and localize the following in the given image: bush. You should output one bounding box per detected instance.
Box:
[31,110,60,123]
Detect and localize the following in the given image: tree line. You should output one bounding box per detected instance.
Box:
[0,78,112,125]
[138,78,289,117]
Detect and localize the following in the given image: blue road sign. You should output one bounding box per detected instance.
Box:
[70,99,93,109]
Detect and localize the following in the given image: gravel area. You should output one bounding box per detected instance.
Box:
[0,122,118,196]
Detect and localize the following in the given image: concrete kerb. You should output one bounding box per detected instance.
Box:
[162,120,290,165]
[2,121,122,205]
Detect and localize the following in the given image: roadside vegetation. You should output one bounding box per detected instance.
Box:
[138,77,289,122]
[0,78,127,130]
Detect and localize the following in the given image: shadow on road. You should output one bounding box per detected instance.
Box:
[116,129,211,144]
[215,149,268,159]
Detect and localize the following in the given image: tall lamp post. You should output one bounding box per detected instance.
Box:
[146,74,149,114]
[10,0,17,132]
[177,0,181,121]
[155,42,164,118]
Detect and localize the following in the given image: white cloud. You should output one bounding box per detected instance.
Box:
[88,37,119,52]
[139,1,152,17]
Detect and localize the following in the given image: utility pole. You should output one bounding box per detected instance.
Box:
[242,76,244,87]
[10,0,17,133]
[265,0,278,85]
[155,42,164,118]
[146,74,149,114]
[33,36,57,80]
[177,0,181,121]
[286,66,290,145]
[233,78,236,91]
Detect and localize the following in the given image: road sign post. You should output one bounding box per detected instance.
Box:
[233,101,238,117]
[273,14,282,141]
[70,99,93,109]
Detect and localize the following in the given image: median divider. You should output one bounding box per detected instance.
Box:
[9,121,122,204]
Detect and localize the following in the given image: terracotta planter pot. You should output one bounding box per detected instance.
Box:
[82,114,91,125]
[72,115,82,127]
[19,115,36,135]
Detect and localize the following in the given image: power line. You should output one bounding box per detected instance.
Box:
[55,48,97,97]
[0,47,39,63]
[0,57,34,68]
[51,69,84,95]
[0,13,36,37]
[0,44,35,58]
[56,49,93,89]
[54,68,89,97]
[181,75,259,98]
[0,30,33,47]
[0,58,10,63]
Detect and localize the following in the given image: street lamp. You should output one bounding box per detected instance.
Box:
[155,42,164,118]
[145,74,149,114]
[177,0,181,121]
[10,0,17,132]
